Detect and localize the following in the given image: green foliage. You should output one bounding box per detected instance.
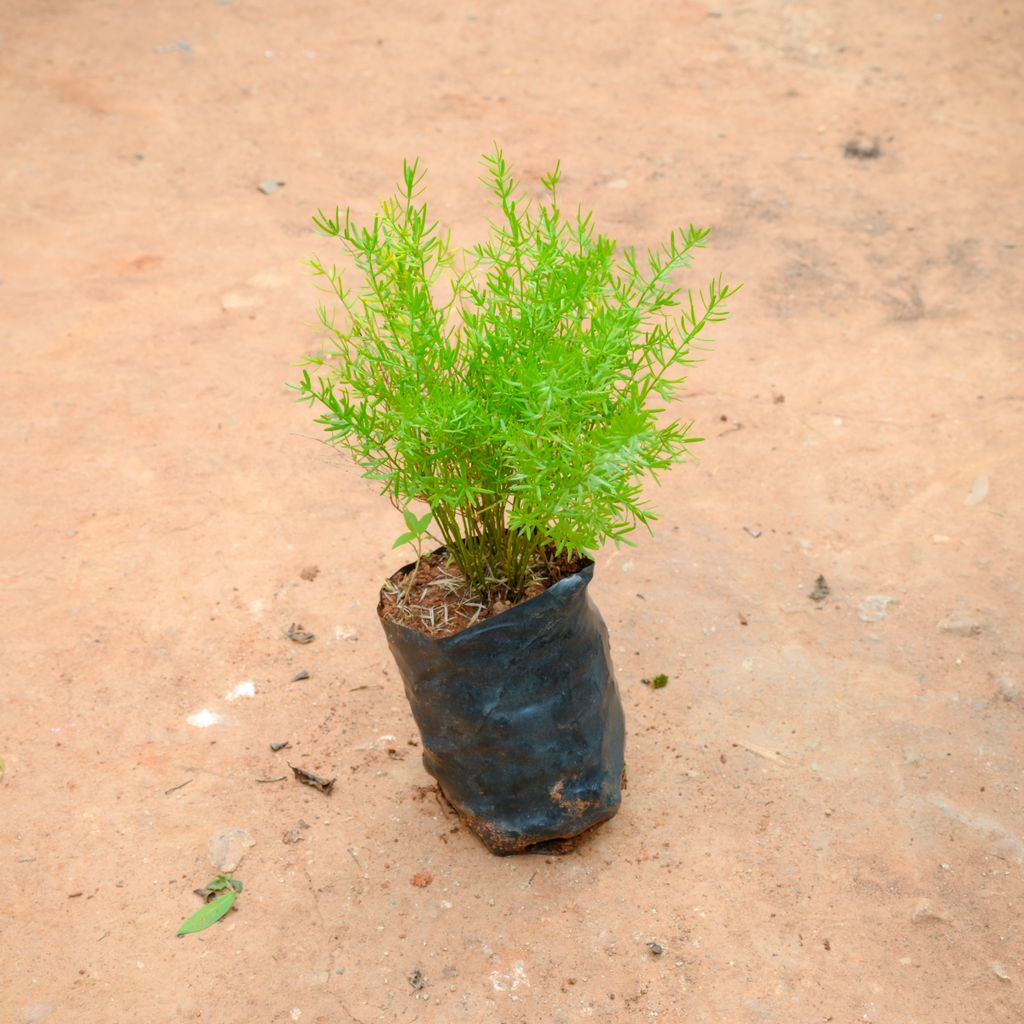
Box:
[176,874,243,937]
[295,148,739,600]
[393,507,433,551]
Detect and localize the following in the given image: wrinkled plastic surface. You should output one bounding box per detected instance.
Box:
[379,558,625,854]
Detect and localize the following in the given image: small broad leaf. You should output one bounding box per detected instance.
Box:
[415,511,433,534]
[204,875,232,892]
[177,890,237,936]
[402,508,420,533]
[392,531,417,549]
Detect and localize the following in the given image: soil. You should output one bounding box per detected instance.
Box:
[2,2,1023,1023]
[379,548,588,638]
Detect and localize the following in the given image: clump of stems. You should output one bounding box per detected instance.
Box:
[295,148,739,602]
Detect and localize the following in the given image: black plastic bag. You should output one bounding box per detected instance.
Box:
[379,558,625,854]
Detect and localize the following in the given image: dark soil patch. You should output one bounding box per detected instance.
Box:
[379,548,587,639]
[844,136,882,159]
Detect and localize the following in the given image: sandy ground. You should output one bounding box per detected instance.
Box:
[2,1,1023,1021]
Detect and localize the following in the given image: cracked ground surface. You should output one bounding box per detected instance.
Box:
[2,1,1022,1021]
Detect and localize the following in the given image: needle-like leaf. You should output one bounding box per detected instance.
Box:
[293,148,739,601]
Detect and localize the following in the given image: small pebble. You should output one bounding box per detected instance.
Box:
[937,614,982,637]
[646,941,665,956]
[743,526,762,538]
[844,138,882,159]
[208,827,255,871]
[912,899,949,924]
[858,595,897,622]
[965,474,990,506]
[287,623,316,644]
[291,670,310,682]
[155,40,191,55]
[19,1005,53,1024]
[258,179,285,195]
[997,677,1018,702]
[270,740,290,751]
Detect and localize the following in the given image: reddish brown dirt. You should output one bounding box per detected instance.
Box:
[2,2,1023,1022]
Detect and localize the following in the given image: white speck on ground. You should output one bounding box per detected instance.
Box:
[965,474,990,506]
[858,595,897,622]
[186,709,222,728]
[490,961,530,992]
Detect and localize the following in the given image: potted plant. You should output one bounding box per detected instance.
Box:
[295,149,738,854]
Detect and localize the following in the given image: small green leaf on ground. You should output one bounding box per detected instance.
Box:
[642,673,669,689]
[177,890,237,936]
[201,873,237,894]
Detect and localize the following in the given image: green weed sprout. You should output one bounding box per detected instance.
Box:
[295,148,739,601]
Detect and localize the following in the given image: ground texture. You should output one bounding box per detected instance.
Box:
[2,1,1022,1021]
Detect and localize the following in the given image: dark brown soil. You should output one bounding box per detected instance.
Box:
[378,548,588,638]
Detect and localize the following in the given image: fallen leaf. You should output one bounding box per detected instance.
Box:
[177,890,237,936]
[289,762,335,795]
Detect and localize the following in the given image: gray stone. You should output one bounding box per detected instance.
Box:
[858,595,897,622]
[937,614,982,636]
[965,474,990,506]
[19,1006,53,1024]
[997,677,1019,702]
[155,40,191,56]
[208,827,255,871]
[912,899,949,924]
